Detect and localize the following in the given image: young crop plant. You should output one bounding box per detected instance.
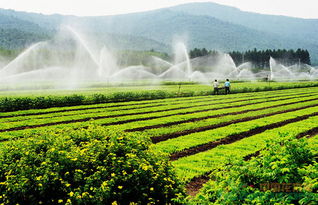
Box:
[0,125,185,204]
[190,136,318,204]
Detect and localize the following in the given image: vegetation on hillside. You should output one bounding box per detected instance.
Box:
[190,47,311,67]
[1,4,318,64]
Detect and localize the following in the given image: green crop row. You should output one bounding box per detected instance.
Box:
[0,91,315,139]
[0,89,316,142]
[172,115,318,182]
[0,94,277,131]
[118,94,317,134]
[134,96,318,141]
[152,103,318,155]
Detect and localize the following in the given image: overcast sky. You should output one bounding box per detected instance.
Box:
[0,0,317,19]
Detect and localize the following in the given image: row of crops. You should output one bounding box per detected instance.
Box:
[0,86,318,189]
[1,81,318,112]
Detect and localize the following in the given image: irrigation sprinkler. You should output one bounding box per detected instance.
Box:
[178,82,182,95]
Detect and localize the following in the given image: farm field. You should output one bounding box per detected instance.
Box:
[1,81,318,112]
[0,81,318,98]
[1,81,318,97]
[0,86,318,196]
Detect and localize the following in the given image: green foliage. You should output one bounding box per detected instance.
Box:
[0,125,185,204]
[0,95,85,112]
[0,28,48,50]
[189,48,312,68]
[192,136,318,204]
[229,48,311,68]
[1,82,318,112]
[1,3,318,64]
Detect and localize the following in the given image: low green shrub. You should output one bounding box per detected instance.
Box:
[191,136,318,204]
[0,125,185,204]
[0,94,86,112]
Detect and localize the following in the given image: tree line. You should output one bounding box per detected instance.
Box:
[189,48,311,68]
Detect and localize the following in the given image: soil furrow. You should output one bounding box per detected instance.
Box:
[186,173,211,196]
[296,127,318,139]
[169,111,318,161]
[126,97,318,132]
[186,149,259,196]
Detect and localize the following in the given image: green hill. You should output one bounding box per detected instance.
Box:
[0,2,317,64]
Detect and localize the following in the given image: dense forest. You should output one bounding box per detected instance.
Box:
[190,48,311,68]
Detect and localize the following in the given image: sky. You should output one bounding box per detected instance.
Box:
[0,0,317,19]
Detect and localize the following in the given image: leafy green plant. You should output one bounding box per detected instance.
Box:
[191,136,318,204]
[0,125,185,204]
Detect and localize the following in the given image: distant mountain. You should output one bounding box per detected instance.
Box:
[0,9,168,52]
[0,2,317,64]
[170,2,318,45]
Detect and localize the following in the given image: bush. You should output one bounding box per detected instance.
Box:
[192,136,318,204]
[0,125,185,204]
[0,94,86,112]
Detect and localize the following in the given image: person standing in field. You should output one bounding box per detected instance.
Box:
[213,79,219,95]
[224,79,231,94]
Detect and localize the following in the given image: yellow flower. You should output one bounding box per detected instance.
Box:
[150,187,154,191]
[111,173,116,177]
[58,199,63,203]
[69,192,74,197]
[118,186,123,189]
